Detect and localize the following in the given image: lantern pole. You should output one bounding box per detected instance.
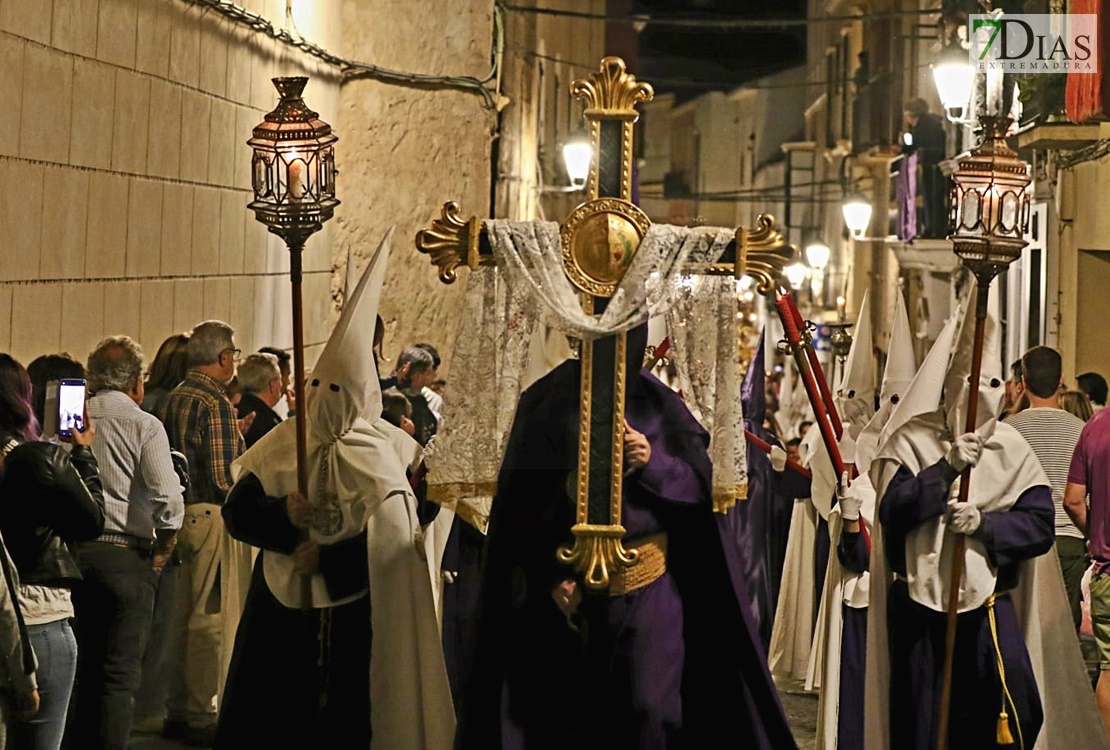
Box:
[288,236,309,500]
[934,114,1030,750]
[247,77,339,610]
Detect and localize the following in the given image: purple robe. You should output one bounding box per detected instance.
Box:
[836,530,869,750]
[879,462,1053,750]
[459,325,797,749]
[728,332,812,648]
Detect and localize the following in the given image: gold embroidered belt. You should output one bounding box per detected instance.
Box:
[609,533,668,597]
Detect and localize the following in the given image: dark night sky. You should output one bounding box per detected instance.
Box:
[633,0,808,100]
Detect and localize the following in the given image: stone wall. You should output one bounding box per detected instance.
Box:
[335,0,496,377]
[0,0,344,367]
[0,0,609,378]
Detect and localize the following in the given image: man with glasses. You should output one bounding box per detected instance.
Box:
[157,321,245,746]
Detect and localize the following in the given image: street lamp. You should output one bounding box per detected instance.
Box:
[784,262,808,290]
[949,115,1032,270]
[933,48,975,123]
[842,193,873,239]
[804,241,830,271]
[804,241,831,308]
[563,130,592,189]
[247,76,339,525]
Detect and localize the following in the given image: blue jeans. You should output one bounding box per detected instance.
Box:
[11,619,77,750]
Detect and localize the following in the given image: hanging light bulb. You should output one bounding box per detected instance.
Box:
[842,193,873,239]
[562,131,592,189]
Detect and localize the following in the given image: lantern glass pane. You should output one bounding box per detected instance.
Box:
[252,155,267,197]
[1001,193,1018,230]
[962,190,980,228]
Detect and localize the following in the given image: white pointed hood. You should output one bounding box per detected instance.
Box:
[880,290,916,411]
[875,305,962,450]
[233,227,421,609]
[308,229,392,440]
[810,295,876,516]
[854,290,917,471]
[944,281,1004,439]
[836,292,875,437]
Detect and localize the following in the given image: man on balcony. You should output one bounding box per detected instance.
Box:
[902,98,948,239]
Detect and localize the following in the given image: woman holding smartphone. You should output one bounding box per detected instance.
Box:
[0,354,104,750]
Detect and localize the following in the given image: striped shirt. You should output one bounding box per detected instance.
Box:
[1007,406,1086,539]
[158,370,244,506]
[87,390,184,540]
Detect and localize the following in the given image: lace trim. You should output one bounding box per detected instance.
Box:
[665,275,749,510]
[489,220,735,341]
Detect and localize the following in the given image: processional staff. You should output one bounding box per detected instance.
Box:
[413,57,856,591]
[246,77,340,608]
[935,114,1032,750]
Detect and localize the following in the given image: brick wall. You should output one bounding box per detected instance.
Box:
[0,0,346,366]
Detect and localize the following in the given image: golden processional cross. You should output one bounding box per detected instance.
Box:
[415,57,795,591]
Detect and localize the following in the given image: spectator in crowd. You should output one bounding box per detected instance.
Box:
[850,50,869,92]
[901,97,948,238]
[413,343,443,421]
[157,321,245,746]
[1007,346,1088,629]
[134,332,192,733]
[25,355,84,430]
[381,388,415,437]
[0,527,35,740]
[224,377,242,409]
[1065,399,1110,739]
[393,346,438,446]
[70,337,185,749]
[256,347,292,417]
[234,354,284,449]
[1061,390,1094,422]
[428,379,446,398]
[786,437,803,463]
[372,316,387,381]
[0,354,105,750]
[1005,359,1024,415]
[1079,372,1108,414]
[141,334,190,417]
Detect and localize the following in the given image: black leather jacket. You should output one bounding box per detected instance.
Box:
[0,440,105,587]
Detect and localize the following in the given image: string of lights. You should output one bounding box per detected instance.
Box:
[187,0,503,108]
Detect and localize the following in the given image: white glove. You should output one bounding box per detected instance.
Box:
[837,472,862,522]
[769,445,787,473]
[944,433,984,473]
[947,500,982,535]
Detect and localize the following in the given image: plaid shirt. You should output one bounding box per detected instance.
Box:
[158,370,244,506]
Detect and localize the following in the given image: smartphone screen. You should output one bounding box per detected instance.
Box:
[56,379,86,438]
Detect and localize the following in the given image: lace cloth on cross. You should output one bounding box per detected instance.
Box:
[422,266,535,534]
[665,270,748,513]
[488,220,734,339]
[427,220,738,528]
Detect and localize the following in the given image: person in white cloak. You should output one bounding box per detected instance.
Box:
[803,291,890,750]
[770,295,877,689]
[213,228,455,750]
[865,284,1107,750]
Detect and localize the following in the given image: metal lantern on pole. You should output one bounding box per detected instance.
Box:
[935,113,1031,750]
[247,76,339,525]
[949,116,1032,275]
